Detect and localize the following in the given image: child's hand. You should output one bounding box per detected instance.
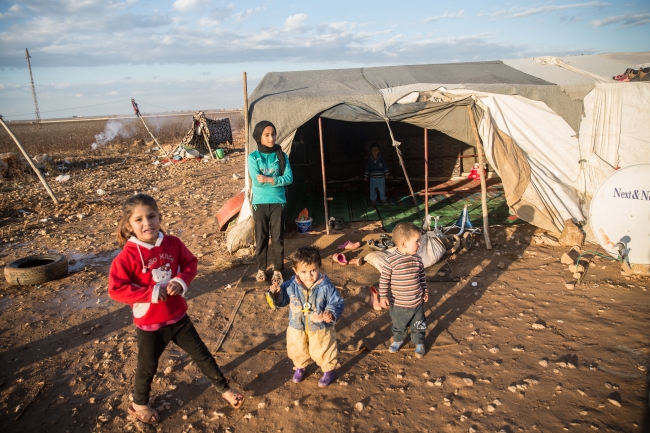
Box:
[322,311,335,323]
[167,281,183,296]
[269,282,280,294]
[157,290,168,302]
[423,292,429,303]
[379,298,390,309]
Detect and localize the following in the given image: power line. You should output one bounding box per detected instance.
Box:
[2,98,130,118]
[137,99,175,112]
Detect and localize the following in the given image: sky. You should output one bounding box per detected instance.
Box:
[0,0,648,120]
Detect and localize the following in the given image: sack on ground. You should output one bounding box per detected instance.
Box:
[418,231,446,268]
[364,251,388,272]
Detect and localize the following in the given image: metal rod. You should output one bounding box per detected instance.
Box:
[467,105,492,249]
[318,117,330,235]
[424,128,429,223]
[0,117,59,205]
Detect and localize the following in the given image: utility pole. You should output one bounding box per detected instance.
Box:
[25,48,41,127]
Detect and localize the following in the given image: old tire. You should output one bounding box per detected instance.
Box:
[4,254,69,286]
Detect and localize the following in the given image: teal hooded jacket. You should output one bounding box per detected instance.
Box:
[248,149,293,205]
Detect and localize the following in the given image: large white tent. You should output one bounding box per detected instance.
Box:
[234,52,649,246]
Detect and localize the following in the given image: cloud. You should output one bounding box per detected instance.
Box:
[107,90,118,95]
[424,10,465,23]
[75,93,82,97]
[492,2,608,18]
[0,4,22,20]
[590,11,650,27]
[200,71,210,75]
[234,7,263,23]
[173,0,206,12]
[284,13,308,32]
[124,76,132,80]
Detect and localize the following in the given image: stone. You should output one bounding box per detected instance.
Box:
[462,378,474,386]
[355,402,364,412]
[487,404,496,412]
[437,272,446,277]
[569,264,585,273]
[497,261,506,269]
[539,360,548,367]
[573,272,582,279]
[565,283,575,290]
[608,398,621,407]
[559,219,585,247]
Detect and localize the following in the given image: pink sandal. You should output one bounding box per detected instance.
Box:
[338,240,361,250]
[349,257,364,266]
[332,253,348,265]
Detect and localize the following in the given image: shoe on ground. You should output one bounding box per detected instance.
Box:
[415,344,425,359]
[292,368,306,383]
[389,341,404,353]
[272,271,283,285]
[318,370,336,387]
[255,270,267,282]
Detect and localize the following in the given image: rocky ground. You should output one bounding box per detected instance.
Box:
[0,140,648,433]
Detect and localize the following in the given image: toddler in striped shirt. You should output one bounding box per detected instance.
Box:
[379,222,428,359]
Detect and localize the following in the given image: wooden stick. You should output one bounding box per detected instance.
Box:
[318,117,330,235]
[242,72,251,195]
[395,146,421,218]
[0,117,59,205]
[14,381,45,421]
[467,105,492,249]
[202,130,215,160]
[214,266,248,352]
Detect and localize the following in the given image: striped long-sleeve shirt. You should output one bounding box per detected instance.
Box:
[379,251,427,308]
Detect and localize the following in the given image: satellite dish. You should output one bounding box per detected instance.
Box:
[589,164,650,265]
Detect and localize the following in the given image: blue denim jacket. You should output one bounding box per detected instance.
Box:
[274,274,344,332]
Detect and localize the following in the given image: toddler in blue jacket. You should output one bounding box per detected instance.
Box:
[268,246,344,387]
[364,143,389,205]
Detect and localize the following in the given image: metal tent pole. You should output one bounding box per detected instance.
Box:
[467,105,492,250]
[318,117,330,235]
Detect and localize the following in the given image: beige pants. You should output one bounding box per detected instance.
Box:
[286,326,338,372]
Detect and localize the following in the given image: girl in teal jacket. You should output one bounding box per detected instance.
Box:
[248,120,293,284]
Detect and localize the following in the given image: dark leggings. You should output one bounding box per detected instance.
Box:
[253,203,285,272]
[134,315,229,405]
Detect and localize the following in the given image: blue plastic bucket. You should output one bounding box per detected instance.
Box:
[295,217,312,234]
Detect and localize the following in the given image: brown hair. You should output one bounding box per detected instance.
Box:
[391,221,420,245]
[291,246,322,269]
[116,193,161,246]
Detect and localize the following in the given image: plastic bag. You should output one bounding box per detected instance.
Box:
[417,231,446,268]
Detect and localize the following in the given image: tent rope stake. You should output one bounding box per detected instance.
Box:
[467,104,492,250]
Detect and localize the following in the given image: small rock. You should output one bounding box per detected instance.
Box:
[559,219,585,247]
[460,414,468,422]
[434,378,443,387]
[569,264,585,273]
[293,400,299,406]
[539,359,548,367]
[476,407,484,414]
[493,399,502,406]
[243,413,253,419]
[560,253,574,265]
[508,386,517,393]
[437,271,446,277]
[531,323,546,330]
[565,283,575,290]
[396,373,404,379]
[573,272,582,279]
[577,389,586,396]
[426,380,435,387]
[338,381,349,386]
[497,261,506,269]
[89,397,96,404]
[257,402,266,409]
[355,402,364,412]
[182,414,188,420]
[487,404,496,412]
[429,406,436,411]
[608,398,621,407]
[580,410,588,416]
[462,377,474,386]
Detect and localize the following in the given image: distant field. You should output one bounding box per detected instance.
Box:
[0,110,244,154]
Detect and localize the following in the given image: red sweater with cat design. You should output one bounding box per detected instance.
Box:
[109,233,197,330]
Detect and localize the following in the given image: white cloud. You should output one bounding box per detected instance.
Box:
[284,13,308,32]
[0,4,22,20]
[108,90,118,95]
[234,7,263,23]
[424,10,465,23]
[492,2,608,18]
[75,93,83,97]
[173,0,206,12]
[590,11,650,27]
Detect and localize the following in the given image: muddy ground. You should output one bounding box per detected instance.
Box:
[0,140,648,433]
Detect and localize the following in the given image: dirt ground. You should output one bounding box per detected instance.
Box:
[0,141,648,433]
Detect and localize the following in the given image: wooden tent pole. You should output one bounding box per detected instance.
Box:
[467,105,492,250]
[318,117,330,235]
[424,128,429,224]
[0,117,59,205]
[243,72,251,195]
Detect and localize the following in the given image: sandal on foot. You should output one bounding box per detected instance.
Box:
[222,389,245,409]
[369,285,382,311]
[349,257,364,266]
[332,253,348,265]
[271,271,283,285]
[255,270,267,282]
[128,404,160,424]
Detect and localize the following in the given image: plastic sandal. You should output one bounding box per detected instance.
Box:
[222,389,245,409]
[369,285,382,311]
[255,270,267,282]
[368,240,387,251]
[332,253,348,265]
[128,405,160,424]
[348,257,364,266]
[338,240,361,250]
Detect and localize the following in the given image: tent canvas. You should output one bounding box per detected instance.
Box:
[239,53,650,244]
[180,111,234,153]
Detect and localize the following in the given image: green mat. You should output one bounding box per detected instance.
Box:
[285,181,524,231]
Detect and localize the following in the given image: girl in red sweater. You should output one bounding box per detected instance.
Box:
[109,194,243,424]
